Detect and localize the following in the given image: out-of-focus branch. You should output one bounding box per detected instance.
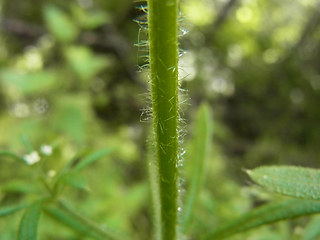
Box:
[206,0,240,43]
[272,1,320,67]
[267,2,320,89]
[291,2,320,54]
[80,26,139,84]
[1,18,44,39]
[213,0,239,31]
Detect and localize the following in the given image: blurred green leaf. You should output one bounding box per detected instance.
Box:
[55,105,85,141]
[0,204,27,218]
[302,215,320,240]
[64,46,110,81]
[0,70,57,95]
[45,201,128,240]
[45,205,100,239]
[74,148,113,171]
[182,103,213,232]
[53,94,92,143]
[124,182,148,216]
[2,180,42,194]
[44,4,79,43]
[61,149,88,173]
[0,150,25,163]
[205,199,320,240]
[247,166,320,200]
[21,135,34,152]
[61,171,89,191]
[72,5,111,29]
[18,201,43,240]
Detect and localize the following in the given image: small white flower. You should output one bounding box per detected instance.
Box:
[40,144,53,156]
[24,151,41,165]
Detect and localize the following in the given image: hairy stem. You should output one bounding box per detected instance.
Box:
[148,0,179,239]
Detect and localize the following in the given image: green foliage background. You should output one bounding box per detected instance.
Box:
[0,0,320,239]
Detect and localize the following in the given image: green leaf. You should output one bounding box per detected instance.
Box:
[45,205,97,238]
[247,166,320,200]
[205,199,320,240]
[44,201,129,240]
[53,94,89,143]
[61,149,88,173]
[71,5,111,29]
[43,4,78,43]
[302,215,320,240]
[0,69,57,95]
[21,134,34,152]
[181,103,212,232]
[18,201,43,240]
[60,171,89,191]
[0,204,27,217]
[2,180,42,194]
[74,148,113,171]
[64,46,110,81]
[0,150,25,163]
[54,147,112,191]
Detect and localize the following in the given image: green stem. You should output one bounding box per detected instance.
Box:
[148,0,179,239]
[147,131,161,240]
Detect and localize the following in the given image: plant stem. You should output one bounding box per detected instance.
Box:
[148,0,179,239]
[147,131,161,240]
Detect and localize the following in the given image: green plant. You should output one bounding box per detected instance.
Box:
[148,0,179,239]
[0,142,128,240]
[144,0,320,239]
[2,0,320,240]
[206,166,320,239]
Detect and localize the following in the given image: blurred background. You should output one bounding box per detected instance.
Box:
[1,0,320,239]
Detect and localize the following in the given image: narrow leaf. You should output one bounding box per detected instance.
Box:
[43,4,79,42]
[18,201,43,240]
[44,201,129,240]
[247,166,320,200]
[52,150,88,194]
[61,150,88,173]
[64,46,110,81]
[60,171,90,191]
[21,135,34,152]
[2,180,42,194]
[45,205,100,239]
[0,204,27,217]
[302,215,320,240]
[0,150,25,163]
[182,103,212,232]
[205,199,320,240]
[74,148,113,171]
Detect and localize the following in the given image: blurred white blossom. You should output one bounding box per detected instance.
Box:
[40,144,53,156]
[24,151,41,165]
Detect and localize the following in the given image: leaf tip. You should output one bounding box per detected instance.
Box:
[245,169,253,176]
